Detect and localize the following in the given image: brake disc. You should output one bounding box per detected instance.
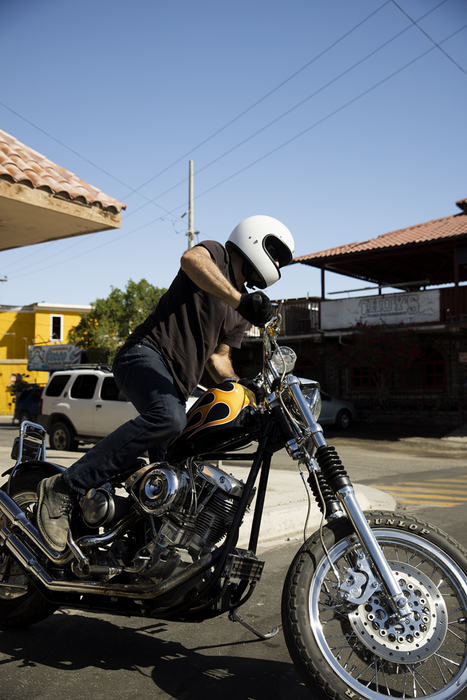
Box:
[348,560,448,664]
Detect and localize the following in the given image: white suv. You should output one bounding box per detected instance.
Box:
[38,366,205,450]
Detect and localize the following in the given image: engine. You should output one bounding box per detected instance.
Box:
[119,461,249,582]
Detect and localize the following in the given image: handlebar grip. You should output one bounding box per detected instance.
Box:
[252,293,262,311]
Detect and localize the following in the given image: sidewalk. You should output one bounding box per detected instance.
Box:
[0,433,396,551]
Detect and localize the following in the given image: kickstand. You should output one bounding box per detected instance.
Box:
[229,607,280,640]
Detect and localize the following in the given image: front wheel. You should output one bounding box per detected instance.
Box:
[282,510,467,700]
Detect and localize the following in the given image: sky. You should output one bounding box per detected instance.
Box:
[1,0,466,308]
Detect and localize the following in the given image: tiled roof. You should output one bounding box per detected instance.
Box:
[0,129,126,214]
[295,203,467,263]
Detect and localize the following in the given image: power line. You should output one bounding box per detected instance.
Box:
[4,5,465,281]
[391,0,467,77]
[9,20,466,282]
[117,1,393,202]
[0,2,392,213]
[0,101,181,221]
[122,0,451,218]
[194,23,467,201]
[10,216,164,281]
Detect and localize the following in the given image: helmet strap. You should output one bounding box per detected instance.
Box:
[242,260,258,289]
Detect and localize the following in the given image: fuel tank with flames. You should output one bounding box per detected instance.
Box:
[167,380,258,461]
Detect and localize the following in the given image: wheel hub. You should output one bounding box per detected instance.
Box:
[348,560,448,664]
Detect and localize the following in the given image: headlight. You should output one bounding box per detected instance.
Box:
[299,379,322,421]
[271,346,297,374]
[282,378,322,428]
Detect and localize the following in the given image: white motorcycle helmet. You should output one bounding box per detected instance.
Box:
[225,215,295,289]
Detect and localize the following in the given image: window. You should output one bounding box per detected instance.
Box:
[45,374,71,397]
[101,377,127,401]
[70,375,98,399]
[351,367,376,389]
[50,314,63,341]
[405,347,446,390]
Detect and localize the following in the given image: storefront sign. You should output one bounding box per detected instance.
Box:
[321,289,440,330]
[28,344,82,371]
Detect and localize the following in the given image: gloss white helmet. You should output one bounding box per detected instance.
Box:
[225,215,295,289]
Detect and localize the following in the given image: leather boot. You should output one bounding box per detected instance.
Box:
[37,473,77,552]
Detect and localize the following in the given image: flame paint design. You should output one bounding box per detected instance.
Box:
[181,381,255,440]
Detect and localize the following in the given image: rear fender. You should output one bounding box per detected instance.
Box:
[2,460,65,495]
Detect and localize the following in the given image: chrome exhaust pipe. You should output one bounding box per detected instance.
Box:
[0,490,220,600]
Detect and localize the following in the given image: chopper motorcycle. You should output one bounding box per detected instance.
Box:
[1,307,467,700]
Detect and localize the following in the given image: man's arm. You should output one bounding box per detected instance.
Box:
[205,343,239,384]
[180,245,241,310]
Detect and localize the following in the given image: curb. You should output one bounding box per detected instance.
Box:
[238,484,397,549]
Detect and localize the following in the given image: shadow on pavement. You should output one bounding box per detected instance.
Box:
[0,610,308,700]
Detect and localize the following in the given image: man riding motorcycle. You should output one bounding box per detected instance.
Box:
[37,215,295,552]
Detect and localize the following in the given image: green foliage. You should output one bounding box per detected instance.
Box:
[68,279,167,363]
[329,323,420,406]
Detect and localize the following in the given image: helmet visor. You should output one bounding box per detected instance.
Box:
[264,236,294,268]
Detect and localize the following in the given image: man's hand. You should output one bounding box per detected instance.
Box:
[236,292,274,327]
[238,377,266,403]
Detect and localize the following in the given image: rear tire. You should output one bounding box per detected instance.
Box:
[0,472,58,626]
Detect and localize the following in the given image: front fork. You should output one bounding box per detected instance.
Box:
[286,380,411,619]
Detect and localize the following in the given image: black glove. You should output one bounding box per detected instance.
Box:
[239,377,266,404]
[236,292,274,327]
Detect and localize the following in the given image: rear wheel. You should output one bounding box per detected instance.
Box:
[282,511,467,700]
[49,421,75,451]
[0,472,58,626]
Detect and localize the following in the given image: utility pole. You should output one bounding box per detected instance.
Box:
[0,276,7,306]
[187,160,194,249]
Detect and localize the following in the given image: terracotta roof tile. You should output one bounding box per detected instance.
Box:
[0,129,126,214]
[295,206,467,262]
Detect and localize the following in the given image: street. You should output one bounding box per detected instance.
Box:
[0,419,466,699]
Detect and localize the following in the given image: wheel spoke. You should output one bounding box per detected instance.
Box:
[310,527,467,698]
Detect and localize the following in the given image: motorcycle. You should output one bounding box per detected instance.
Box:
[1,306,467,700]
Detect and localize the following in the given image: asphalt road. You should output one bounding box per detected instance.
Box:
[0,419,466,699]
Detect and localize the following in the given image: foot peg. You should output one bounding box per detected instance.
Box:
[229,607,280,640]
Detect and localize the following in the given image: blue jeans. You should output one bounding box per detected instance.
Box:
[63,340,187,495]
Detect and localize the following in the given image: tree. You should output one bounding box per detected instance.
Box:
[68,279,167,363]
[329,323,420,407]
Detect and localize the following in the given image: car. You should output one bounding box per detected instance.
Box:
[13,386,44,424]
[318,390,357,430]
[38,366,206,451]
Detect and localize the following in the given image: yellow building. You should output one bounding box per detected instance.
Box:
[0,302,91,415]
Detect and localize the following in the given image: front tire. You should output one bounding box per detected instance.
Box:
[0,472,58,626]
[282,510,467,700]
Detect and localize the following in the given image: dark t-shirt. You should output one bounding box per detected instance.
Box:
[127,241,248,401]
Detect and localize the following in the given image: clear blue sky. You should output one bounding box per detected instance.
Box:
[1,0,466,307]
